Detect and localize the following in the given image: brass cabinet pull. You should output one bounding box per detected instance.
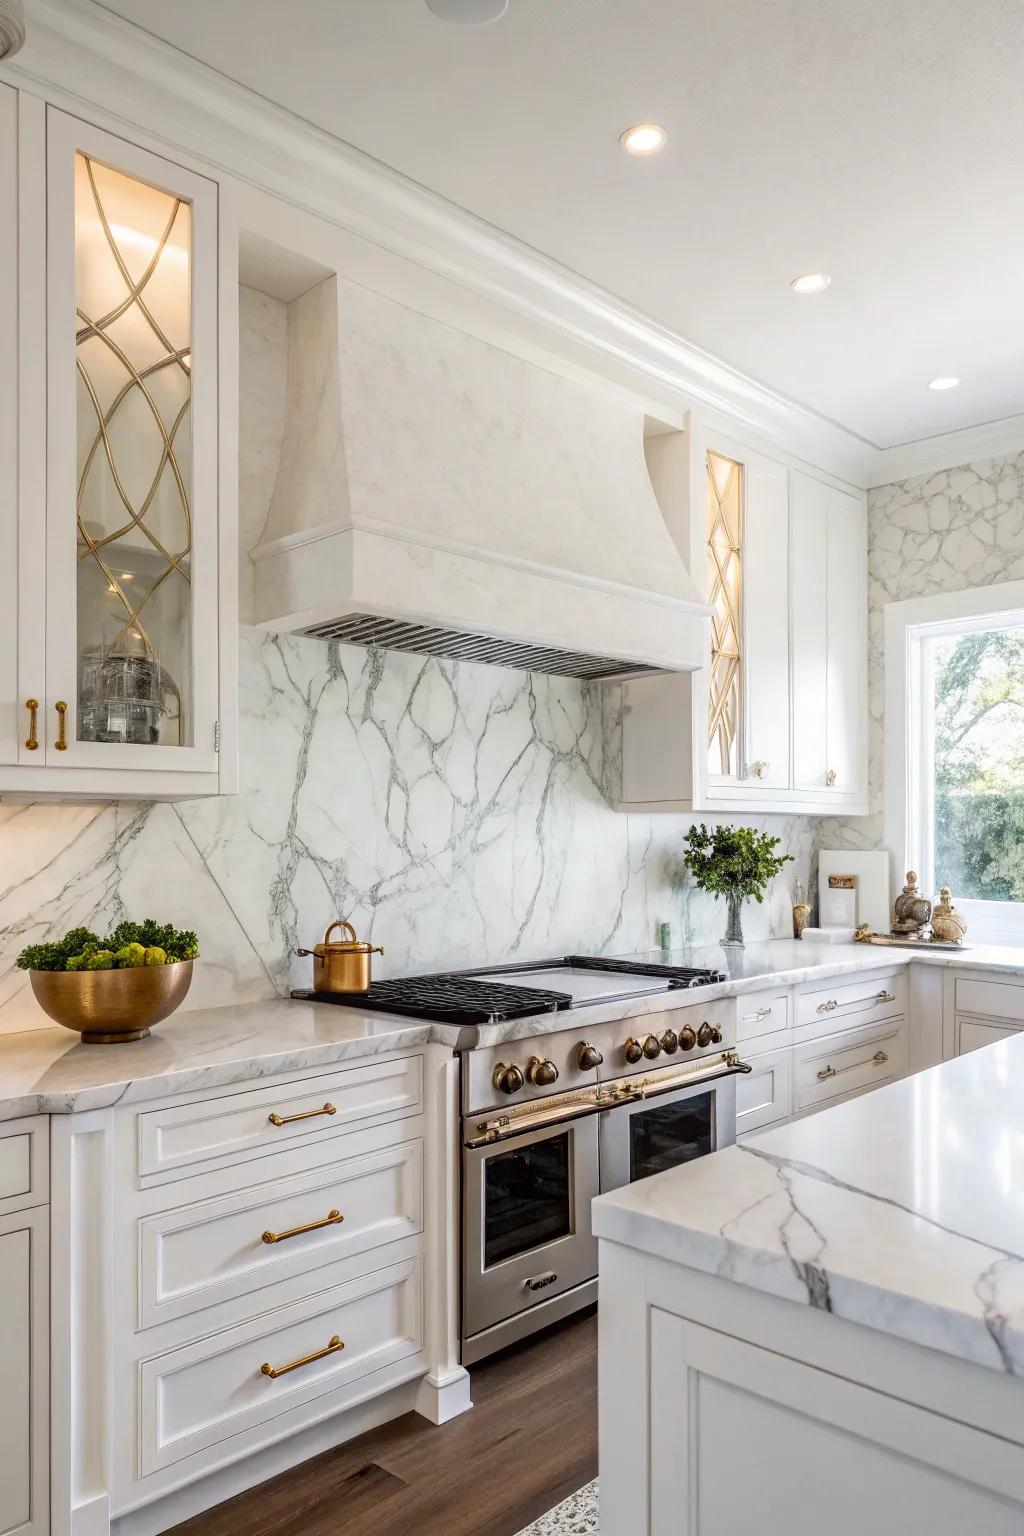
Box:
[816,999,839,1014]
[24,699,39,750]
[743,1006,772,1023]
[751,760,769,779]
[262,1209,342,1245]
[816,1064,837,1081]
[818,1049,888,1085]
[267,1102,337,1127]
[875,990,895,1004]
[873,1049,889,1066]
[260,1334,343,1379]
[826,768,838,787]
[54,700,68,751]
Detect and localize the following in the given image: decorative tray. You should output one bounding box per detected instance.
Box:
[853,931,970,952]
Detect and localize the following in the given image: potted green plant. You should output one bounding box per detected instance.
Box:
[682,824,793,946]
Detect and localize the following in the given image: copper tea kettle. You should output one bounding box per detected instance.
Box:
[296,920,383,994]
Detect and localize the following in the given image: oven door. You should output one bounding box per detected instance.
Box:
[462,1115,599,1339]
[599,1071,737,1194]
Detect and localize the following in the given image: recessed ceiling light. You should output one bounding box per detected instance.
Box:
[928,376,959,391]
[789,272,831,294]
[619,123,668,156]
[425,0,508,23]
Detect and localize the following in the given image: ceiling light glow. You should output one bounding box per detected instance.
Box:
[790,272,831,294]
[928,376,960,391]
[425,0,508,22]
[619,123,668,156]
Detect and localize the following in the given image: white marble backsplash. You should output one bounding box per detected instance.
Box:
[0,631,815,1034]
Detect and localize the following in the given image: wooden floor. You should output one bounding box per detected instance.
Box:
[167,1307,598,1536]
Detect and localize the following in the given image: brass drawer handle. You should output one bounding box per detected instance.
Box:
[873,1049,889,1066]
[743,1006,772,1022]
[268,1102,337,1127]
[816,999,839,1014]
[261,1334,343,1379]
[262,1209,342,1245]
[751,760,769,780]
[816,1064,837,1081]
[875,990,895,1004]
[24,699,39,750]
[54,699,68,750]
[826,768,837,787]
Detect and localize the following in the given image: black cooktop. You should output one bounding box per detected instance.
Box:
[292,955,726,1025]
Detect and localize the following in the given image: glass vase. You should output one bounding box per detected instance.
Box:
[723,888,745,946]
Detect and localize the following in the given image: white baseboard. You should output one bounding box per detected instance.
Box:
[414,1367,474,1425]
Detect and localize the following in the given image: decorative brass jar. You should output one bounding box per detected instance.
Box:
[297,920,383,994]
[29,960,194,1044]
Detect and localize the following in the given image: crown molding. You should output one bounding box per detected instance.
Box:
[871,414,1024,487]
[3,0,883,488]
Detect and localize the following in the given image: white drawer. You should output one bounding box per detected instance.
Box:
[795,972,905,1035]
[736,991,790,1047]
[794,1018,906,1113]
[137,1056,423,1183]
[0,1116,48,1217]
[137,1256,423,1475]
[138,1135,424,1329]
[956,1014,1022,1057]
[736,1045,791,1136]
[955,977,1024,1024]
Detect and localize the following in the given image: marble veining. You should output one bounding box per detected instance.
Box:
[593,1030,1024,1376]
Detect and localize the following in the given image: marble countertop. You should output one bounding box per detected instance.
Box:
[4,938,1024,1121]
[593,1032,1024,1377]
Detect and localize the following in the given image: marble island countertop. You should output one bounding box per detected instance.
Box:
[593,1031,1024,1378]
[4,938,1024,1121]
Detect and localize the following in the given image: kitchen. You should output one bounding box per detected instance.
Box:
[1,2,1023,1534]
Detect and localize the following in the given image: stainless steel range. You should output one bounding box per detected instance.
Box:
[294,953,749,1365]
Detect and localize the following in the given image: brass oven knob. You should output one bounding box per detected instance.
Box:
[576,1042,603,1070]
[659,1030,679,1054]
[678,1025,697,1051]
[624,1037,644,1064]
[642,1034,661,1060]
[492,1062,525,1095]
[710,1024,723,1044]
[697,1022,723,1048]
[526,1056,559,1087]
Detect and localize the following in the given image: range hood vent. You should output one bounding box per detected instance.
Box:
[300,613,662,680]
[248,272,710,676]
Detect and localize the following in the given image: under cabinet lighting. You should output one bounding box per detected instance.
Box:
[789,272,831,294]
[620,123,668,156]
[928,376,960,391]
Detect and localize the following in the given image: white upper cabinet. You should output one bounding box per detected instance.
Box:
[620,421,867,816]
[0,83,19,771]
[0,95,236,800]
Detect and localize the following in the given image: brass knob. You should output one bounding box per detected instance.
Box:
[678,1025,697,1051]
[492,1062,525,1095]
[826,768,837,787]
[659,1029,679,1054]
[709,1024,723,1044]
[24,699,38,751]
[642,1034,662,1060]
[577,1042,603,1070]
[751,760,769,780]
[697,1022,715,1048]
[55,699,68,751]
[624,1037,644,1065]
[526,1056,559,1087]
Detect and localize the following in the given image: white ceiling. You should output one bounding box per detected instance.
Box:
[102,0,1024,449]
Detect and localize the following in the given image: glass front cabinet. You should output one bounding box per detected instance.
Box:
[1,96,234,798]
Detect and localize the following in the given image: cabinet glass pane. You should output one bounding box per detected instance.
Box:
[707,450,742,778]
[74,152,193,747]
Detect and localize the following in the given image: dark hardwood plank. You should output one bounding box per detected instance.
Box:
[165,1306,597,1536]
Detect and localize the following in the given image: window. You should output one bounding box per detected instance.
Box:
[886,582,1024,944]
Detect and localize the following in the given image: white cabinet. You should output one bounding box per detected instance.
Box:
[942,972,1024,1059]
[0,93,236,800]
[791,470,868,805]
[956,1016,1020,1056]
[620,421,867,815]
[0,1117,49,1536]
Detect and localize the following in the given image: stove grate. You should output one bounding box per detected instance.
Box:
[291,975,573,1025]
[563,956,727,986]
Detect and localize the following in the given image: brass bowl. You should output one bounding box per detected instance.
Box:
[29,961,194,1044]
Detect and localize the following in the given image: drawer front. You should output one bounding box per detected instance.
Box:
[137,1056,423,1182]
[0,1117,48,1218]
[955,977,1024,1024]
[736,1045,791,1136]
[956,1015,1022,1057]
[139,1137,424,1329]
[794,1018,906,1112]
[138,1256,423,1475]
[795,972,905,1034]
[736,991,790,1047]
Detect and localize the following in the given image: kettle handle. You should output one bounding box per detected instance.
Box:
[324,920,358,945]
[295,949,315,958]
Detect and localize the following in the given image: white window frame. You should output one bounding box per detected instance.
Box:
[885,580,1024,946]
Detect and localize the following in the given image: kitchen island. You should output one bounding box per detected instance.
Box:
[594,1033,1024,1535]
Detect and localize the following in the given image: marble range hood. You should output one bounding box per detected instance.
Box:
[250,275,710,679]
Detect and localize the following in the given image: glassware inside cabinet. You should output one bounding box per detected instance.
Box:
[73,150,194,748]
